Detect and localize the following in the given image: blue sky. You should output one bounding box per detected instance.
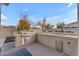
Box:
[1,3,77,26]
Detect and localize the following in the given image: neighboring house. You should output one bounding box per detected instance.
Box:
[64,22,78,33]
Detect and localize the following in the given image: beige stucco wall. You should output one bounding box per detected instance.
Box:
[37,33,78,56]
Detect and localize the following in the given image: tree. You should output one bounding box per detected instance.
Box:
[37,17,46,31]
[41,18,46,31]
[45,23,54,29]
[61,26,64,32]
[57,23,60,28]
[17,14,30,31]
[37,17,54,32]
[56,22,65,32]
[37,20,41,26]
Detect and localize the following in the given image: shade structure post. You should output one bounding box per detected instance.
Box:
[0,5,1,35]
[77,3,79,56]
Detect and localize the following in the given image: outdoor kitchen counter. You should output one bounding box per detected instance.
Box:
[37,32,78,56]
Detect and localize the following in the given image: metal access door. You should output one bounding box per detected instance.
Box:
[56,40,63,52]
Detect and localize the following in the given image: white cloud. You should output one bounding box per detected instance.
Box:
[58,7,77,24]
[1,14,8,25]
[22,8,29,12]
[1,21,7,26]
[1,14,7,20]
[63,8,77,21]
[47,16,64,24]
[47,16,62,20]
[67,3,73,7]
[1,20,9,26]
[63,17,77,24]
[46,11,77,26]
[1,21,17,26]
[44,16,63,28]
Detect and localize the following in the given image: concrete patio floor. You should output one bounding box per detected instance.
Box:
[24,42,66,56]
[0,42,67,56]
